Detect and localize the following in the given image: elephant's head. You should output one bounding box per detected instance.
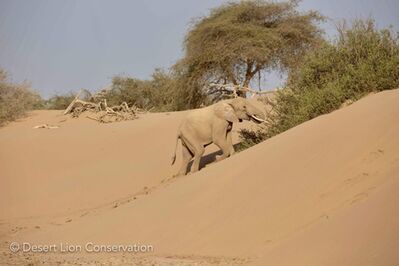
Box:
[215,97,266,124]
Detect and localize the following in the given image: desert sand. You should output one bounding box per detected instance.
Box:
[1,89,398,265]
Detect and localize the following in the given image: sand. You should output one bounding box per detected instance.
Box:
[1,89,398,265]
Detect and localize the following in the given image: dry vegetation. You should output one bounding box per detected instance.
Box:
[103,69,180,112]
[63,89,145,123]
[0,70,42,126]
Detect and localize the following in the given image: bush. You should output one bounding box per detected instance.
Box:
[149,69,180,111]
[0,70,42,126]
[45,92,77,110]
[105,76,152,108]
[44,69,183,112]
[240,19,399,147]
[105,69,181,112]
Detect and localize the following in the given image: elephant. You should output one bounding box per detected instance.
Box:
[171,97,266,176]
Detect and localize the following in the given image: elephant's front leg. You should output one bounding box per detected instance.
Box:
[226,129,235,156]
[213,125,232,162]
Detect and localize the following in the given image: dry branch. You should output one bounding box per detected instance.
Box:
[208,83,280,98]
[63,90,144,123]
[63,90,82,115]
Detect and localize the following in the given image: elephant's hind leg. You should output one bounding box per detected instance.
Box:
[176,142,193,176]
[180,134,204,174]
[190,144,205,173]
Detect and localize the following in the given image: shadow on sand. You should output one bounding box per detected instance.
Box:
[187,143,242,171]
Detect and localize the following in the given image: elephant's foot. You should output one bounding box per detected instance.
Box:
[190,168,198,174]
[215,154,228,162]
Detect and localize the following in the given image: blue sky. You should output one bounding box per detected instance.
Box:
[0,0,398,97]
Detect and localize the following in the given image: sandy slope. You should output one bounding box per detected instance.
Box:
[0,110,235,220]
[1,89,399,265]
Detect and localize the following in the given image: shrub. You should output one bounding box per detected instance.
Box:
[105,69,181,111]
[240,19,399,147]
[104,76,151,108]
[149,69,180,112]
[0,70,42,126]
[45,92,77,110]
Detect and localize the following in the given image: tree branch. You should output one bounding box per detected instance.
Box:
[209,83,280,98]
[243,63,262,87]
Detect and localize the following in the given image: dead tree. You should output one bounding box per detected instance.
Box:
[63,89,145,123]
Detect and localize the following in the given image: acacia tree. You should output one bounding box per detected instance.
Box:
[180,0,324,100]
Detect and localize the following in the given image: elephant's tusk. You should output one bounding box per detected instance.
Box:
[251,115,267,123]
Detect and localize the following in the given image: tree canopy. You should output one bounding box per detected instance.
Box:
[180,0,324,99]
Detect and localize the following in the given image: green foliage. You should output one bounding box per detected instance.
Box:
[179,0,323,102]
[105,69,180,112]
[236,127,269,151]
[106,76,152,108]
[45,92,77,110]
[0,70,43,126]
[240,19,399,147]
[170,61,209,110]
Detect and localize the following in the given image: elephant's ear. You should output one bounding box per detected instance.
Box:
[214,102,239,122]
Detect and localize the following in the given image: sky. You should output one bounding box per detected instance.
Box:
[0,0,398,98]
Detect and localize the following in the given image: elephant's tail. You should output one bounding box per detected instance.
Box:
[171,134,180,165]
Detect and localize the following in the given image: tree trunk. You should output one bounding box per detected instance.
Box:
[239,78,253,98]
[237,89,246,98]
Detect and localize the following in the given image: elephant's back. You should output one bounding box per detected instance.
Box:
[180,108,213,143]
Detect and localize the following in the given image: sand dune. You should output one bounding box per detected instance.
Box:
[1,89,399,265]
